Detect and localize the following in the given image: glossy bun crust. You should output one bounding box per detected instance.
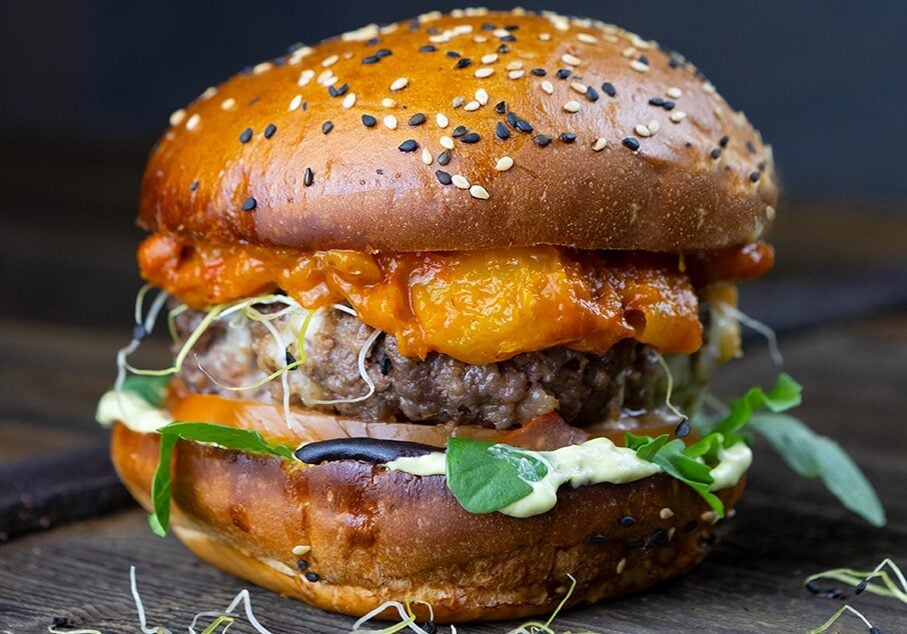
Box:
[112,424,745,622]
[141,9,777,253]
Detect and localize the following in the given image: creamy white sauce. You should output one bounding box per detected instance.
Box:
[386,451,446,476]
[95,389,173,432]
[708,442,753,491]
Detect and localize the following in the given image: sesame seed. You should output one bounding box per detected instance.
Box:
[460,132,481,143]
[189,180,199,191]
[649,97,665,107]
[508,69,525,79]
[592,137,607,151]
[481,53,498,64]
[475,88,490,106]
[375,48,392,58]
[675,419,692,437]
[563,101,581,113]
[602,82,617,97]
[710,148,722,160]
[639,54,650,65]
[321,54,339,67]
[304,571,319,582]
[584,533,606,545]
[438,149,452,165]
[561,53,581,66]
[534,134,551,147]
[719,135,730,147]
[390,77,409,92]
[616,558,627,574]
[662,100,676,111]
[408,113,427,126]
[381,97,396,108]
[362,54,380,65]
[701,510,719,524]
[399,139,419,152]
[464,100,480,112]
[539,32,551,41]
[531,68,546,76]
[506,111,518,127]
[750,171,761,182]
[556,69,571,80]
[584,86,600,103]
[446,50,461,58]
[495,156,514,171]
[421,148,433,165]
[361,114,377,127]
[559,132,576,143]
[702,81,717,94]
[440,136,455,150]
[239,128,253,144]
[667,86,682,99]
[342,92,356,109]
[495,121,511,140]
[451,96,465,108]
[475,67,494,78]
[540,80,554,95]
[622,137,640,151]
[570,81,588,95]
[670,111,687,123]
[630,60,650,73]
[383,115,398,129]
[452,125,468,138]
[298,69,315,86]
[296,559,308,571]
[185,113,200,131]
[635,124,651,137]
[288,95,302,111]
[222,98,237,110]
[252,62,272,74]
[506,61,524,71]
[683,520,699,533]
[292,545,311,556]
[619,515,637,527]
[495,101,507,114]
[435,170,452,185]
[322,121,334,135]
[435,113,449,128]
[577,32,598,44]
[455,57,473,69]
[469,184,490,199]
[766,205,776,220]
[648,119,661,134]
[660,507,675,520]
[515,119,533,133]
[264,123,277,139]
[241,197,257,211]
[452,174,470,189]
[627,539,645,549]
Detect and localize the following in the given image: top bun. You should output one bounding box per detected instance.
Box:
[140,9,778,253]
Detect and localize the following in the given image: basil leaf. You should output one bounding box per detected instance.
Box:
[714,373,802,445]
[148,422,295,537]
[749,413,886,527]
[121,375,171,407]
[626,433,724,516]
[445,438,548,514]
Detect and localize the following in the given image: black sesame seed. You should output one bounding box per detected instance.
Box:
[455,57,473,69]
[460,132,481,144]
[437,150,452,165]
[534,134,552,147]
[669,55,683,68]
[746,141,757,154]
[427,27,439,34]
[409,20,420,31]
[366,37,380,46]
[398,139,419,152]
[419,45,437,53]
[264,123,277,139]
[52,617,70,628]
[584,533,606,545]
[515,119,533,133]
[638,54,650,65]
[710,148,722,159]
[627,539,645,549]
[649,97,665,107]
[869,627,881,634]
[132,323,147,342]
[495,121,511,140]
[649,528,668,545]
[749,171,761,182]
[622,137,640,151]
[585,86,600,102]
[239,128,253,143]
[619,515,637,527]
[435,170,452,185]
[505,111,518,128]
[497,44,510,54]
[675,419,691,438]
[500,34,516,42]
[855,580,868,595]
[322,121,334,135]
[408,113,427,126]
[376,48,392,58]
[189,180,199,192]
[380,356,392,375]
[361,114,377,128]
[451,125,468,138]
[719,135,730,147]
[556,68,571,79]
[304,571,319,582]
[805,580,822,594]
[446,50,461,58]
[330,83,349,97]
[302,102,308,111]
[663,100,676,110]
[682,520,698,532]
[494,100,507,114]
[602,82,616,97]
[505,24,519,31]
[481,23,495,31]
[559,132,576,143]
[758,159,767,171]
[422,622,438,634]
[241,197,257,211]
[531,68,547,76]
[376,169,384,175]
[303,167,314,187]
[286,349,297,368]
[362,55,380,64]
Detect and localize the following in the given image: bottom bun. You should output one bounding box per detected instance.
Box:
[111,423,745,623]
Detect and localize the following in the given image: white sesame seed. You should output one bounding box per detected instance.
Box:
[252,62,272,74]
[714,107,723,119]
[474,67,495,79]
[222,97,237,111]
[495,156,514,171]
[766,205,776,221]
[390,77,409,92]
[169,108,186,127]
[473,35,488,44]
[287,95,301,111]
[493,28,510,38]
[616,558,627,574]
[316,69,334,86]
[418,10,441,22]
[421,148,433,165]
[200,86,217,100]
[292,545,311,556]
[541,80,554,95]
[505,61,524,71]
[621,46,637,59]
[668,526,677,541]
[481,53,498,64]
[381,97,396,108]
[592,137,607,151]
[570,81,588,95]
[577,32,598,44]
[702,81,717,94]
[452,174,470,189]
[701,510,720,524]
[667,86,682,99]
[451,96,465,109]
[298,69,315,87]
[342,92,356,109]
[563,100,581,113]
[185,113,200,131]
[670,111,687,123]
[631,33,656,49]
[648,119,661,134]
[464,100,481,112]
[630,60,650,73]
[321,54,339,67]
[475,88,489,105]
[508,70,525,80]
[440,136,455,150]
[436,113,449,128]
[469,184,490,199]
[561,53,582,66]
[383,115,398,130]
[539,32,551,41]
[659,507,675,520]
[635,123,651,137]
[342,51,353,60]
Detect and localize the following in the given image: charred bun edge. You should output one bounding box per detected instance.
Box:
[141,9,777,254]
[111,424,745,622]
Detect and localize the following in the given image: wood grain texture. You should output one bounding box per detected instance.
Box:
[1,314,905,633]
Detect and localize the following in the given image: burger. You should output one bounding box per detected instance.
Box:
[98,8,784,623]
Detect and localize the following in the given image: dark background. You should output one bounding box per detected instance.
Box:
[1,1,906,331]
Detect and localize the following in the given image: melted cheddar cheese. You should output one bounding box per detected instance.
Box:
[138,235,772,365]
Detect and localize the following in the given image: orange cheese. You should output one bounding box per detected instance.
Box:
[138,235,770,364]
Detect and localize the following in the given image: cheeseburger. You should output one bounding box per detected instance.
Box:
[99,8,781,622]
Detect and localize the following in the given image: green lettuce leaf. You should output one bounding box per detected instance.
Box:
[120,374,170,408]
[712,372,802,445]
